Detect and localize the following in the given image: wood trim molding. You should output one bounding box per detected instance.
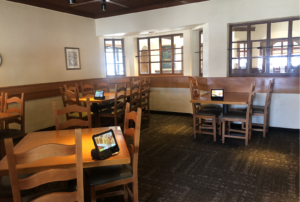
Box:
[0,76,298,101]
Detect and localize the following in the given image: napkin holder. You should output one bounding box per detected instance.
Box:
[91,148,112,160]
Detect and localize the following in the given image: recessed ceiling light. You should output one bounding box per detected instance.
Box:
[103,33,126,37]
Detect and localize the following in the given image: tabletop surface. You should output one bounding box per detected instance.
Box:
[77,90,131,103]
[190,92,249,105]
[0,127,130,175]
[0,113,20,121]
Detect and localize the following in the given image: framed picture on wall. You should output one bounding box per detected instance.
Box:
[65,47,81,70]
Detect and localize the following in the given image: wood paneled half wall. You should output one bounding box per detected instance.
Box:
[0,76,298,101]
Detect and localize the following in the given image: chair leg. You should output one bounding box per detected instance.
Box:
[193,116,197,139]
[218,116,221,136]
[222,119,225,144]
[90,187,96,202]
[0,139,5,161]
[245,122,249,146]
[147,105,150,123]
[124,185,128,202]
[133,180,138,202]
[212,117,216,142]
[114,115,118,126]
[263,114,267,138]
[249,115,252,140]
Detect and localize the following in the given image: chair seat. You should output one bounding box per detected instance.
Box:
[223,111,246,120]
[0,129,23,140]
[195,110,221,117]
[101,108,124,115]
[68,111,94,118]
[84,164,133,187]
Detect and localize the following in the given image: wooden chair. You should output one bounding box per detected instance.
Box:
[53,99,92,130]
[222,82,256,146]
[98,84,127,126]
[273,67,280,73]
[251,78,275,137]
[139,80,150,123]
[129,81,141,112]
[84,102,142,202]
[80,82,95,97]
[189,82,222,141]
[60,87,91,120]
[0,93,25,139]
[0,92,4,129]
[4,128,84,202]
[95,82,110,92]
[64,83,80,94]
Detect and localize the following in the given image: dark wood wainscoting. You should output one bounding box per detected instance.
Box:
[0,76,298,101]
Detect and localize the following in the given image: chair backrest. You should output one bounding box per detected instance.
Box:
[246,81,256,120]
[0,92,4,113]
[4,93,25,133]
[140,80,150,107]
[80,82,95,97]
[113,84,127,115]
[53,99,92,130]
[4,128,84,202]
[64,83,80,94]
[273,67,280,73]
[129,81,141,111]
[123,102,142,180]
[96,82,110,92]
[264,78,275,111]
[189,80,201,112]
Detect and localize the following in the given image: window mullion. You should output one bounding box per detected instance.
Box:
[287,20,293,73]
[266,22,271,74]
[247,24,251,75]
[148,38,151,75]
[159,37,162,74]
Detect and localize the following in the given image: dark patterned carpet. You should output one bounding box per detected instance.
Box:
[102,113,299,202]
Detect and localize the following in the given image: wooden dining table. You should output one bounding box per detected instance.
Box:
[190,92,249,114]
[77,90,131,103]
[0,126,130,176]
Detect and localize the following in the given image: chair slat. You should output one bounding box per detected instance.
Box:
[6,97,21,104]
[15,144,76,165]
[59,119,90,130]
[18,169,77,190]
[6,107,22,114]
[57,104,90,115]
[31,191,77,202]
[124,128,135,139]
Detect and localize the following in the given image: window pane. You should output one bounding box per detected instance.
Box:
[116,64,124,75]
[115,40,122,48]
[140,63,149,74]
[270,57,287,73]
[174,53,182,61]
[251,58,265,73]
[291,56,300,69]
[150,38,159,50]
[174,62,182,74]
[174,35,183,48]
[115,48,123,63]
[105,52,114,63]
[107,64,115,76]
[271,21,288,39]
[162,37,172,47]
[151,63,160,74]
[232,59,247,70]
[139,39,148,51]
[105,41,113,49]
[270,40,288,56]
[162,49,172,62]
[150,51,160,62]
[162,62,172,74]
[252,41,267,57]
[292,38,300,55]
[292,20,300,37]
[232,26,247,42]
[251,24,267,40]
[140,51,149,62]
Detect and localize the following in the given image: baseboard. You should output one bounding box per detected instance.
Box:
[150,110,192,117]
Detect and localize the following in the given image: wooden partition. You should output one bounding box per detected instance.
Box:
[0,76,298,101]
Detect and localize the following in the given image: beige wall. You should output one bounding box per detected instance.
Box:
[0,0,100,132]
[0,0,101,87]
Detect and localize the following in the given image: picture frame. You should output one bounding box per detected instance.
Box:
[65,47,81,70]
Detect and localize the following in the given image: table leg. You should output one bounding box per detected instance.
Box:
[91,103,99,127]
[223,104,229,134]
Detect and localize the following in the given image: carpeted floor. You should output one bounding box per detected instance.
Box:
[103,113,299,202]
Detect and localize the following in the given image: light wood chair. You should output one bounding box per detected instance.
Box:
[222,82,256,146]
[4,128,84,202]
[189,82,222,141]
[273,67,280,73]
[84,102,142,202]
[80,82,95,97]
[0,93,25,139]
[129,81,141,112]
[53,99,92,130]
[60,87,91,120]
[139,79,150,123]
[98,83,127,126]
[95,82,110,92]
[0,92,4,129]
[251,78,275,137]
[64,83,80,94]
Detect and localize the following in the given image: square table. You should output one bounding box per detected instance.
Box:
[0,126,130,176]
